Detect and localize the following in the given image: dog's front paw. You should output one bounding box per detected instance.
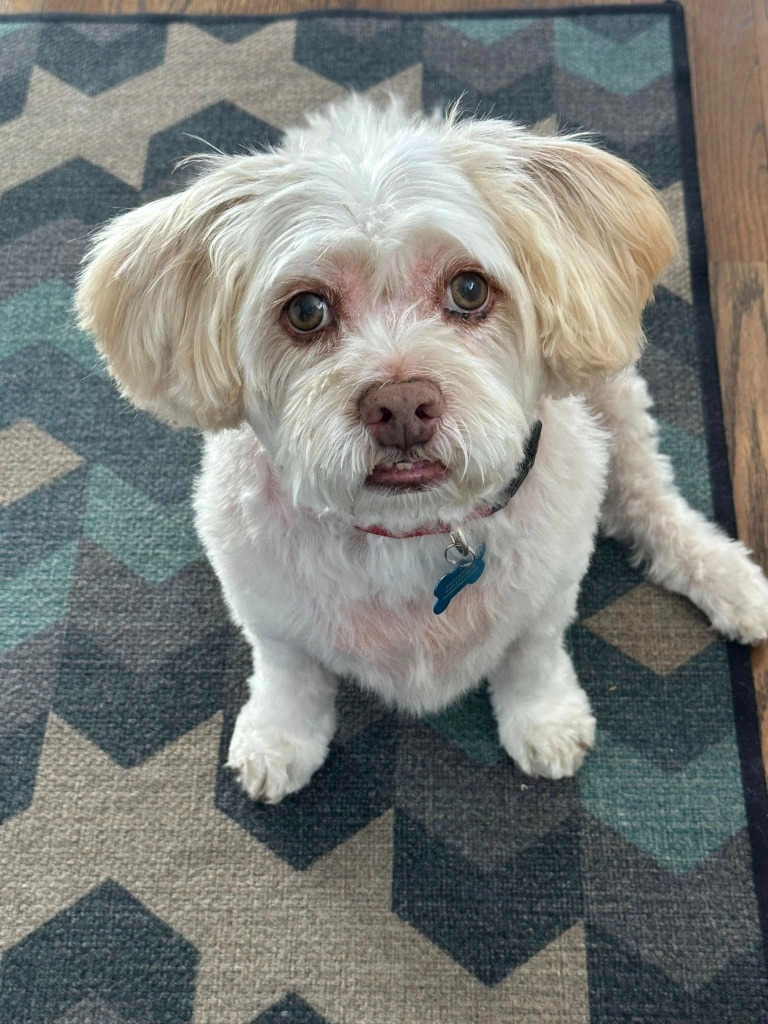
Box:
[707,559,768,646]
[499,694,596,780]
[227,712,330,803]
[679,539,768,646]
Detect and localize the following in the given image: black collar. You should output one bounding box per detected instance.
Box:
[485,418,542,517]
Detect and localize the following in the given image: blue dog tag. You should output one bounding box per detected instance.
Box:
[433,543,486,615]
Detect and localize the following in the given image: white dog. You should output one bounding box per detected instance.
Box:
[76,97,768,803]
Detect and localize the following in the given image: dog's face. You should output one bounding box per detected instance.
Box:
[76,98,675,532]
[234,125,541,532]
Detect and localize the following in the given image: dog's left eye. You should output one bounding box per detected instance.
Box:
[285,292,332,334]
[445,272,489,314]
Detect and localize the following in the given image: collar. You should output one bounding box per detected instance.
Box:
[356,419,543,539]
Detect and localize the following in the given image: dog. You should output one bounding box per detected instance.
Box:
[75,97,768,804]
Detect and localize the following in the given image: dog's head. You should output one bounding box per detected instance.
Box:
[76,97,675,532]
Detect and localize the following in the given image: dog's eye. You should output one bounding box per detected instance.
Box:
[285,292,331,333]
[445,272,489,313]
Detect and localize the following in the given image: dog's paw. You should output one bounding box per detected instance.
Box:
[680,540,768,646]
[227,716,330,804]
[706,562,768,646]
[499,695,596,780]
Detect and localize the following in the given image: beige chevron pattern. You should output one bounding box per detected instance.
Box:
[584,581,715,675]
[0,419,83,506]
[0,713,588,1024]
[0,22,422,192]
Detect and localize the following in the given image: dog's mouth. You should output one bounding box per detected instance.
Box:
[365,458,448,491]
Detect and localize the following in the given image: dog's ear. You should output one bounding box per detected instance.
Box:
[76,156,280,429]
[451,122,677,393]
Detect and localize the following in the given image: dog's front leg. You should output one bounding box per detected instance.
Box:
[227,635,337,803]
[489,629,595,780]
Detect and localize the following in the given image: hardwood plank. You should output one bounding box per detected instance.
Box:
[685,0,768,261]
[3,0,642,12]
[712,263,768,566]
[0,0,42,11]
[172,0,639,11]
[751,21,768,794]
[687,0,768,774]
[17,0,644,12]
[712,262,768,744]
[754,0,768,128]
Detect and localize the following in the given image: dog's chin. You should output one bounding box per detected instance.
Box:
[348,467,505,534]
[351,492,476,534]
[283,450,524,534]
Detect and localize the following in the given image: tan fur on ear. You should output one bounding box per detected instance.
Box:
[76,157,278,430]
[449,121,678,392]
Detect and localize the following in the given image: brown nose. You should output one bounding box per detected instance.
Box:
[359,379,445,449]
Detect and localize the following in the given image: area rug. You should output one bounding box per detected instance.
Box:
[0,6,766,1023]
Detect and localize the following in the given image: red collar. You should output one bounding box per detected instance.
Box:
[355,419,542,540]
[358,507,490,540]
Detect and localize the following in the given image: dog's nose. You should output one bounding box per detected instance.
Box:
[359,379,445,449]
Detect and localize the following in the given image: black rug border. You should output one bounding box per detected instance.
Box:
[5,0,768,963]
[0,1,681,25]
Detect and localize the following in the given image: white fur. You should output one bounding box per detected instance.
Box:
[76,97,768,803]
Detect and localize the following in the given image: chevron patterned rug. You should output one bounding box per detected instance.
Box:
[1,7,767,1023]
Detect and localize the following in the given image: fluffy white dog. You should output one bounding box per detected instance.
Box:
[76,97,768,803]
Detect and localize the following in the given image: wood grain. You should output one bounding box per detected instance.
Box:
[712,262,768,749]
[713,264,768,562]
[697,1,768,761]
[1,0,767,772]
[2,0,642,13]
[754,0,768,130]
[685,0,768,262]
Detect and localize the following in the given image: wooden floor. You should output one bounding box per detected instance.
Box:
[4,0,768,773]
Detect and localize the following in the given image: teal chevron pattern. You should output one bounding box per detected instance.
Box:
[554,19,673,96]
[0,282,98,368]
[83,466,203,585]
[580,731,747,873]
[442,16,537,43]
[0,9,766,1024]
[0,542,77,652]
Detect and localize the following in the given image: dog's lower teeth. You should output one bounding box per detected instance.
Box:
[396,462,413,471]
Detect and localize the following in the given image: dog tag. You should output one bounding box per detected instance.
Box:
[433,543,486,615]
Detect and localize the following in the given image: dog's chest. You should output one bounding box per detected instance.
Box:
[335,580,496,676]
[284,530,525,708]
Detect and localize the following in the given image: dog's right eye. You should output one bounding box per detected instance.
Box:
[446,272,489,313]
[285,292,331,334]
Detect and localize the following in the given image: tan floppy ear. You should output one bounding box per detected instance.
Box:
[76,157,273,430]
[453,122,677,392]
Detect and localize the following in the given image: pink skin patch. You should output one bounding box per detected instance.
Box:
[337,584,495,679]
[366,460,448,489]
